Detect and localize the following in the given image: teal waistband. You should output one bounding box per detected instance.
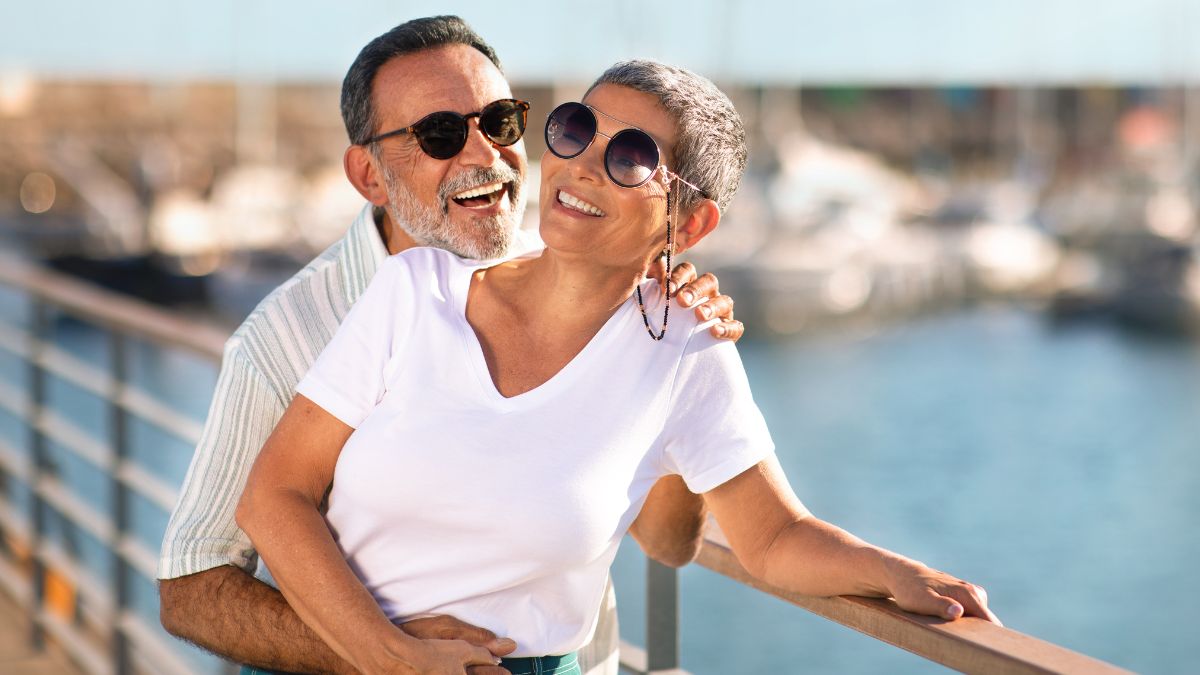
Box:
[240,650,580,675]
[501,651,581,675]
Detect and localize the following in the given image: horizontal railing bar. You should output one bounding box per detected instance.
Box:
[619,639,648,674]
[36,475,116,545]
[695,524,1132,675]
[39,344,111,398]
[119,387,204,446]
[0,493,32,541]
[0,377,31,419]
[40,608,115,675]
[116,460,180,515]
[37,539,116,617]
[0,435,34,483]
[37,409,115,469]
[116,535,159,581]
[0,322,30,359]
[0,253,226,361]
[13,483,161,583]
[0,552,32,607]
[119,610,198,675]
[36,343,206,445]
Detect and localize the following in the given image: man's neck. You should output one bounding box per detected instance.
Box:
[374,207,418,256]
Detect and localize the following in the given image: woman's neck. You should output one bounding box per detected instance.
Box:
[488,248,654,328]
[466,248,657,398]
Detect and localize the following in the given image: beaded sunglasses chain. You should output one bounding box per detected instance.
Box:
[634,182,675,341]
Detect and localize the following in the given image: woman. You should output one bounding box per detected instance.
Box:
[237,60,999,674]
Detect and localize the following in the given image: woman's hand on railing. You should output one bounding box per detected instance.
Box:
[880,553,1003,625]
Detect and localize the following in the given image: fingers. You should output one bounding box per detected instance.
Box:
[467,667,512,675]
[711,319,744,341]
[460,641,504,667]
[401,615,512,651]
[900,587,966,621]
[674,268,715,305]
[914,582,1002,626]
[694,294,733,322]
[667,261,698,296]
[950,583,1003,626]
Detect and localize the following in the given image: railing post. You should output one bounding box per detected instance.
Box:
[27,300,48,650]
[645,559,680,673]
[108,332,131,673]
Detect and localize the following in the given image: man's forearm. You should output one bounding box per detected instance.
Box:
[159,565,354,674]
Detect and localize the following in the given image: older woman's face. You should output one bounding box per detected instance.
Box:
[538,84,679,268]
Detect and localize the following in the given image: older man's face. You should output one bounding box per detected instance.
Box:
[369,44,527,259]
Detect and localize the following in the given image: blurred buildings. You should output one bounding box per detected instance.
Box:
[2,1,1200,334]
[3,79,1198,335]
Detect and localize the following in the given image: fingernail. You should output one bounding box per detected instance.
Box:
[680,290,693,304]
[714,324,726,336]
[667,281,677,296]
[700,305,711,319]
[947,604,963,619]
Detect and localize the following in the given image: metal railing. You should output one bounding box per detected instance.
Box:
[0,256,1131,675]
[0,254,227,675]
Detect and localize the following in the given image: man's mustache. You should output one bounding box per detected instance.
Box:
[438,164,522,215]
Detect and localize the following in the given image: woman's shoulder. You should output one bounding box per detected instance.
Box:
[630,279,732,365]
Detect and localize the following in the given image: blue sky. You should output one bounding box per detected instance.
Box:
[3,0,1199,84]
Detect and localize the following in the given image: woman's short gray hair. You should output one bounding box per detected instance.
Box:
[586,59,747,214]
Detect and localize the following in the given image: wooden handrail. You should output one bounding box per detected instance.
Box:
[695,523,1131,674]
[0,253,225,360]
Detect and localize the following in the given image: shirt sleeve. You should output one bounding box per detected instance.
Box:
[657,328,776,494]
[295,256,409,427]
[158,346,285,578]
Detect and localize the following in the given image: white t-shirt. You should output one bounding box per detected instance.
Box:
[296,247,775,657]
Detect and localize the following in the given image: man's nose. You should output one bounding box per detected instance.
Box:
[457,118,501,166]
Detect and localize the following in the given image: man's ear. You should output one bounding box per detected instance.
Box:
[673,198,721,255]
[344,145,390,206]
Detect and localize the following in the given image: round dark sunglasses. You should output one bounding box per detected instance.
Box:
[545,101,705,194]
[363,98,530,160]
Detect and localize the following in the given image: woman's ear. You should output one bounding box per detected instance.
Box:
[344,145,391,206]
[673,198,721,255]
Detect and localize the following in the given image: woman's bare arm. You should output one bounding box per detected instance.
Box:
[235,394,500,673]
[629,475,708,567]
[703,457,1001,624]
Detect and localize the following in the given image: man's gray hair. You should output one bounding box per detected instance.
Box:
[586,60,747,214]
[341,16,502,146]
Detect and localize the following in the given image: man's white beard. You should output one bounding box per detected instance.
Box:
[379,162,524,261]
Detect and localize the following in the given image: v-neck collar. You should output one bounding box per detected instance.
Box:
[450,259,636,410]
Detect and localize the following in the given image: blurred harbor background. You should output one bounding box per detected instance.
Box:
[2,1,1199,673]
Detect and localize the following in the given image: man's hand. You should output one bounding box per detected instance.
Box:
[399,615,517,675]
[650,259,743,341]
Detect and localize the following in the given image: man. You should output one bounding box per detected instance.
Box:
[158,16,742,675]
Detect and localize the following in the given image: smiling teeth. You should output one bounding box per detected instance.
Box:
[453,182,503,199]
[558,191,605,216]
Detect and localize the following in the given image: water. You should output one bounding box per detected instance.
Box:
[612,305,1200,674]
[3,296,1197,674]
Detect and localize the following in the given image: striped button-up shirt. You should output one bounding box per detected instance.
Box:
[159,205,618,673]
